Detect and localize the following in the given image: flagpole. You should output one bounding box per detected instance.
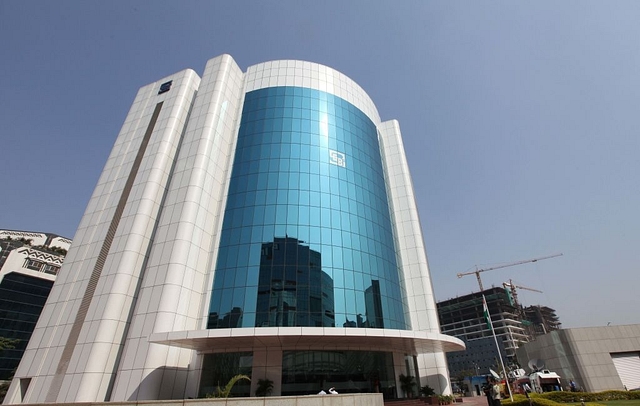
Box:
[483,293,514,402]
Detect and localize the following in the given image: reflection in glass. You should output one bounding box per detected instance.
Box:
[281,350,396,398]
[198,352,252,398]
[207,86,410,330]
[255,236,334,327]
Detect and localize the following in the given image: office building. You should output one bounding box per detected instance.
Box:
[445,336,507,380]
[0,230,71,382]
[5,55,463,403]
[437,287,528,376]
[522,305,561,337]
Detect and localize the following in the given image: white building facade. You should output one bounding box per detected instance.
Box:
[5,55,463,404]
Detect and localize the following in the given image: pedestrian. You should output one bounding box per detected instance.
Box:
[570,380,577,392]
[491,378,502,406]
[482,377,494,406]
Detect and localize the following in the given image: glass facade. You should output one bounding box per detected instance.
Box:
[198,352,252,398]
[281,350,396,396]
[207,86,409,330]
[0,272,54,380]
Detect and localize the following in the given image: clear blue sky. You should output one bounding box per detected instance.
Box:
[1,1,638,329]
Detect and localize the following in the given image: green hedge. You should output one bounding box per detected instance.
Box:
[504,394,603,406]
[504,394,565,406]
[538,391,640,403]
[503,390,640,406]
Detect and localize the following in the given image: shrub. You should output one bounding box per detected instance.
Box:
[255,378,273,397]
[504,395,577,406]
[536,390,638,403]
[439,394,454,404]
[503,390,640,406]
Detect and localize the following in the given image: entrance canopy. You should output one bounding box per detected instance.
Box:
[149,327,465,354]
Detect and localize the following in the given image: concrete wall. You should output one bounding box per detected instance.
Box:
[14,394,383,406]
[516,324,640,392]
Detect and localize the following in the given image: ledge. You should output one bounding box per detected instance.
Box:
[149,327,465,354]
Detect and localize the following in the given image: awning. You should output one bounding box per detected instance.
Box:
[149,326,465,354]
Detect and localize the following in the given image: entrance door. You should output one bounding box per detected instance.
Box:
[611,352,640,391]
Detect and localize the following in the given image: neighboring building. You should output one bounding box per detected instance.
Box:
[437,287,528,376]
[523,305,561,337]
[516,324,640,392]
[0,230,71,381]
[446,336,507,379]
[438,289,565,384]
[5,55,463,404]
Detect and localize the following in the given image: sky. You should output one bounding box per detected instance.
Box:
[1,1,639,329]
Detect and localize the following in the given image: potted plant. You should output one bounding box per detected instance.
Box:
[438,394,454,405]
[399,374,416,398]
[255,378,273,397]
[421,385,439,404]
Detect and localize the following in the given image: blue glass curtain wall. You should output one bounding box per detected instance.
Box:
[207,86,409,330]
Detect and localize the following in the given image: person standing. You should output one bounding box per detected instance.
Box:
[491,378,502,406]
[570,380,577,392]
[482,377,494,406]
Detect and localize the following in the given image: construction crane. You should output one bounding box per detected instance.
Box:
[457,253,563,291]
[503,279,542,309]
[456,253,562,402]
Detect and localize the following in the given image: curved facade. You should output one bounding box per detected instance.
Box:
[5,55,463,404]
[208,86,408,331]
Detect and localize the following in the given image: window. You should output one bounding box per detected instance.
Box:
[43,264,59,275]
[25,259,43,271]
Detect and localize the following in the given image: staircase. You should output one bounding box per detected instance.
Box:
[384,398,467,406]
[384,399,431,406]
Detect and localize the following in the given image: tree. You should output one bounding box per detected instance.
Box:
[399,374,416,398]
[452,368,474,394]
[206,374,250,398]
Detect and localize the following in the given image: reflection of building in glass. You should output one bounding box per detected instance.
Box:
[281,350,395,396]
[343,280,383,328]
[364,280,384,328]
[254,237,334,328]
[207,307,243,329]
[6,55,463,404]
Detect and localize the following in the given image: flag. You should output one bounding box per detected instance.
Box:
[504,286,515,306]
[482,296,492,331]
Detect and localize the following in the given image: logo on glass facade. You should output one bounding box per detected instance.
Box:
[329,150,346,168]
